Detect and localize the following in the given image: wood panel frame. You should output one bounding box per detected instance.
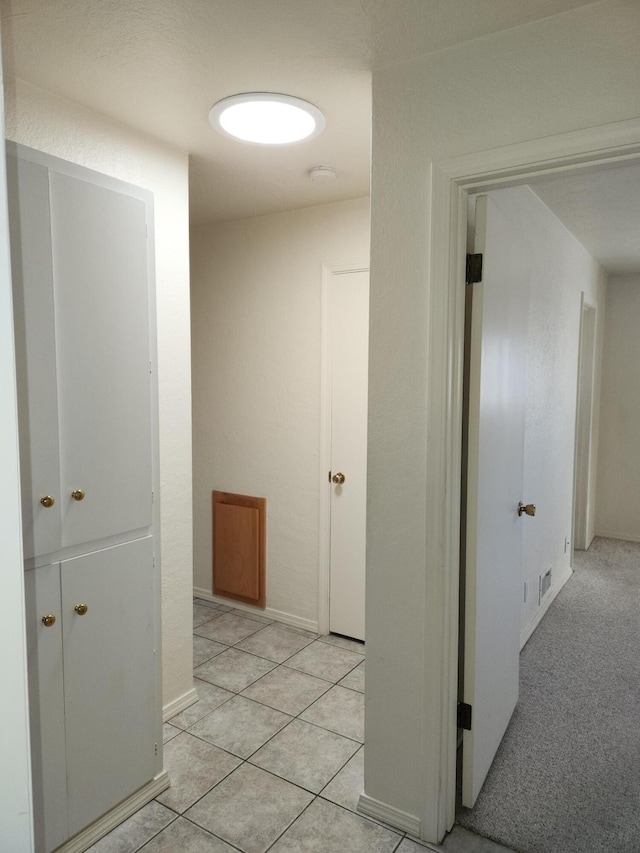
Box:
[212,491,266,608]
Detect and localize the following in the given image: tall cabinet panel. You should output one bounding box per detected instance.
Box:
[9,143,160,853]
[61,538,155,837]
[49,173,153,548]
[23,563,68,853]
[8,156,62,561]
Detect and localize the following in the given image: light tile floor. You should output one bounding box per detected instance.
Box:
[88,598,513,853]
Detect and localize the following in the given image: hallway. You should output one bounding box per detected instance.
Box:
[89,599,508,852]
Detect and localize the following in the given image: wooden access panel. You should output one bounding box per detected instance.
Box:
[213,491,266,607]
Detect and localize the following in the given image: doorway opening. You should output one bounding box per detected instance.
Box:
[452,159,640,850]
[573,297,598,554]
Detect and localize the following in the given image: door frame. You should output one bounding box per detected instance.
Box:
[318,262,370,636]
[573,295,598,554]
[422,118,640,841]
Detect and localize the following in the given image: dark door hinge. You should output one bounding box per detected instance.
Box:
[457,702,473,731]
[466,253,483,285]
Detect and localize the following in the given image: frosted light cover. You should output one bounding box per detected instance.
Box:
[209,93,325,144]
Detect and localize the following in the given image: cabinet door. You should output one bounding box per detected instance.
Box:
[8,156,62,560]
[24,564,68,853]
[49,172,153,548]
[61,537,155,836]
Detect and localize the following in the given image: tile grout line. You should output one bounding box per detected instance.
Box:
[130,811,181,853]
[157,600,373,851]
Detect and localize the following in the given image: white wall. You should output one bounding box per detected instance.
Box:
[596,274,640,541]
[368,0,640,839]
[4,77,193,710]
[191,197,370,628]
[486,187,606,636]
[0,61,33,851]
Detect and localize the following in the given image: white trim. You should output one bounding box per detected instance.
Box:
[53,772,170,853]
[318,262,370,638]
[520,564,573,649]
[594,529,640,543]
[193,587,319,634]
[318,266,332,637]
[357,792,421,837]
[572,294,599,556]
[438,118,640,184]
[162,687,198,723]
[424,118,640,843]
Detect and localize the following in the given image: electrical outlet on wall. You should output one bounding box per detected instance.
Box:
[564,536,570,553]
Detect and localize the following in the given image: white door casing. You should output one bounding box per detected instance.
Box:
[412,122,640,843]
[573,297,597,552]
[462,194,530,807]
[319,265,369,641]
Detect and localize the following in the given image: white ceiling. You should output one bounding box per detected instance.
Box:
[0,0,595,225]
[530,161,640,275]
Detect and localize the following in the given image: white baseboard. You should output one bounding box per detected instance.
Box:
[193,586,319,634]
[594,529,640,544]
[357,792,421,837]
[56,771,170,853]
[163,686,198,722]
[520,562,573,649]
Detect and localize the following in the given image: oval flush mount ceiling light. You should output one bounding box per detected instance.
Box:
[208,93,325,145]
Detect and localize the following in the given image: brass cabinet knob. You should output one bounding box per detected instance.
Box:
[40,495,55,508]
[518,502,536,517]
[74,603,88,616]
[71,489,85,501]
[332,472,346,485]
[42,614,56,627]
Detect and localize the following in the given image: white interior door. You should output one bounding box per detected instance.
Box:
[462,194,530,807]
[328,268,369,641]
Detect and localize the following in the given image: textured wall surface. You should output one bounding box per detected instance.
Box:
[190,197,370,626]
[596,274,640,541]
[0,67,34,850]
[5,77,193,710]
[368,0,638,836]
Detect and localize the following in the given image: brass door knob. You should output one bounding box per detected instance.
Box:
[518,502,536,517]
[42,614,56,627]
[332,472,346,485]
[40,495,55,508]
[71,489,85,501]
[74,603,88,615]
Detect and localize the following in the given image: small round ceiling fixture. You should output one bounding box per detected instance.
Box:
[209,93,325,145]
[309,166,337,183]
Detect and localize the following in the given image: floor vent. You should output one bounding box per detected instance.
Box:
[539,567,552,603]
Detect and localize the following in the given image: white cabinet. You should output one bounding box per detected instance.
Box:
[9,144,160,853]
[10,153,153,560]
[25,541,155,851]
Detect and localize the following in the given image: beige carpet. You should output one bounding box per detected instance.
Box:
[457,537,640,853]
